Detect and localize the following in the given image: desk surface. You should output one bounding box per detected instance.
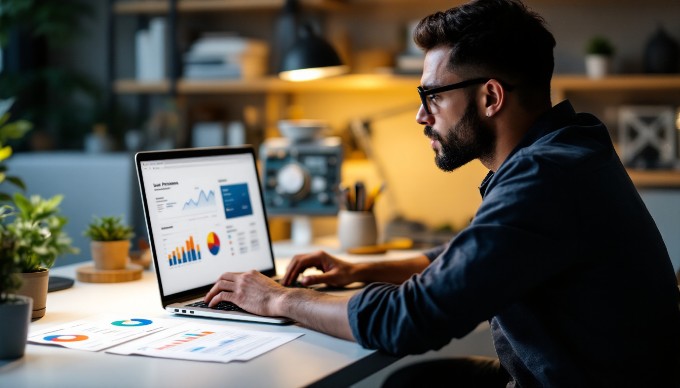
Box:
[0,243,422,388]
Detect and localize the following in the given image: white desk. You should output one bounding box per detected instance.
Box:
[0,244,423,388]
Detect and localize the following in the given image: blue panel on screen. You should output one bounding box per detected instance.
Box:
[221,183,253,219]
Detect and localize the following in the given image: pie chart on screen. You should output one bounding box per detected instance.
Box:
[207,232,220,255]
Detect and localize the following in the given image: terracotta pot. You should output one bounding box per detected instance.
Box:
[17,269,49,320]
[91,240,130,270]
[0,294,33,359]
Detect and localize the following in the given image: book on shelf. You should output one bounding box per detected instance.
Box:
[183,33,268,80]
[135,17,166,82]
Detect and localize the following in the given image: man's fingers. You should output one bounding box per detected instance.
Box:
[204,275,235,304]
[283,251,329,285]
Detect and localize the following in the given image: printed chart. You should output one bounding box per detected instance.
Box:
[28,315,178,351]
[107,323,303,363]
[29,315,303,363]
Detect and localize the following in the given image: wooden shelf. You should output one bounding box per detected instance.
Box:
[114,74,420,94]
[552,74,680,92]
[114,74,680,94]
[628,169,680,189]
[113,0,346,14]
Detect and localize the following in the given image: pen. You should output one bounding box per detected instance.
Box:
[339,186,351,210]
[354,181,365,211]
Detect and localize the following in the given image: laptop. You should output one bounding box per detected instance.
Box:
[135,145,292,324]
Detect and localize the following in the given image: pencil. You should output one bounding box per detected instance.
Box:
[365,183,386,212]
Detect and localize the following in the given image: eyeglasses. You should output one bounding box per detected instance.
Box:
[417,77,490,115]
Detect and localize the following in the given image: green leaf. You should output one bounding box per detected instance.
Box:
[1,120,33,139]
[0,112,10,128]
[5,175,26,191]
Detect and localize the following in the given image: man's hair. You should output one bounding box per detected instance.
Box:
[414,0,556,106]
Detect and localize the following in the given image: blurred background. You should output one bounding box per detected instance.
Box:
[1,0,680,270]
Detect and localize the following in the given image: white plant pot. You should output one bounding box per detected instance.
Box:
[585,54,611,79]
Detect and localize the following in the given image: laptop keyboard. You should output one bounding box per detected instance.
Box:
[186,301,245,312]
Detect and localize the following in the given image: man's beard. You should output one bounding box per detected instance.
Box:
[423,98,495,172]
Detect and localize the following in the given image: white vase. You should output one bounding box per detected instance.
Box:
[585,54,611,79]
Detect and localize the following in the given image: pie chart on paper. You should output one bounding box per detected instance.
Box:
[207,232,220,255]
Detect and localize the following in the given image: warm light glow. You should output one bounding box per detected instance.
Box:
[279,65,349,82]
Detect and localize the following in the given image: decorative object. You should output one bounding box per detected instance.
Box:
[83,215,135,271]
[79,215,141,283]
[9,193,78,319]
[644,26,679,74]
[618,105,676,169]
[585,36,615,79]
[0,208,32,360]
[277,119,328,142]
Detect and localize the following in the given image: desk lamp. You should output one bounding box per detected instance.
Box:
[278,23,348,82]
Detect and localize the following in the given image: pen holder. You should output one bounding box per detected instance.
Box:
[337,210,378,251]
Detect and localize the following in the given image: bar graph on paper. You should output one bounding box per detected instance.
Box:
[167,235,202,267]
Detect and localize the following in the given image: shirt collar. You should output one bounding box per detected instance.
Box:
[478,100,577,198]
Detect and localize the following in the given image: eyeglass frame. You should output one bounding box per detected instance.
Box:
[417,77,513,115]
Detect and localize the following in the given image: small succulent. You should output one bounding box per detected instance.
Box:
[586,36,615,56]
[84,215,135,242]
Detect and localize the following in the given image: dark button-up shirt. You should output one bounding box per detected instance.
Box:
[348,100,680,387]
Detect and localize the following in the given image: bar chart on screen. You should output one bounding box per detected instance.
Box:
[167,235,202,267]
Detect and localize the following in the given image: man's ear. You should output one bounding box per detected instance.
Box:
[483,79,505,118]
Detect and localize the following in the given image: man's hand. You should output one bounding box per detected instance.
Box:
[204,270,286,317]
[281,250,359,288]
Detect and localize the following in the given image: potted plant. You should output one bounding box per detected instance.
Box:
[1,97,78,319]
[8,193,78,320]
[585,36,615,79]
[0,205,32,359]
[0,98,31,200]
[83,215,135,271]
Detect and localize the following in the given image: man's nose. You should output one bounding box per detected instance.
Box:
[416,104,432,126]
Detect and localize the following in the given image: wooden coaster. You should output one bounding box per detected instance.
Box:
[76,264,144,283]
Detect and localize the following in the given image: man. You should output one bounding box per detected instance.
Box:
[205,0,680,386]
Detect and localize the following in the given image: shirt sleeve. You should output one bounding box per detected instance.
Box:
[348,152,578,355]
[423,244,447,262]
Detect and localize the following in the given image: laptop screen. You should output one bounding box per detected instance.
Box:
[136,147,276,297]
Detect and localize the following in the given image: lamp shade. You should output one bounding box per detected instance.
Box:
[278,24,348,82]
